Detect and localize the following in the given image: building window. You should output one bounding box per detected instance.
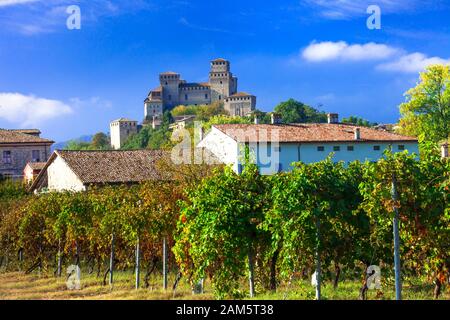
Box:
[185,94,188,100]
[168,94,172,100]
[32,150,40,162]
[317,146,325,152]
[333,146,340,151]
[373,145,381,151]
[219,95,222,100]
[220,81,223,84]
[347,146,354,151]
[165,81,168,85]
[398,145,405,151]
[205,94,208,99]
[3,151,12,164]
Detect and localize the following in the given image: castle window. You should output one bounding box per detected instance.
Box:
[220,81,223,84]
[168,95,172,100]
[165,82,168,85]
[185,94,188,100]
[219,95,222,100]
[205,94,208,99]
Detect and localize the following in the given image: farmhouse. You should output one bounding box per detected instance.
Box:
[0,129,53,180]
[30,149,167,192]
[23,161,47,184]
[198,113,419,175]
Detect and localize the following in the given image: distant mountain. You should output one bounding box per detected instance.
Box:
[52,135,93,151]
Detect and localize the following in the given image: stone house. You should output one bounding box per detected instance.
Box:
[0,129,53,180]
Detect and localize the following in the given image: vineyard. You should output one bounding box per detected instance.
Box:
[0,149,449,300]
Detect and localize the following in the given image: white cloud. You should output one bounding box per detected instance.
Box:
[377,53,450,73]
[0,0,39,7]
[0,93,73,127]
[302,41,398,62]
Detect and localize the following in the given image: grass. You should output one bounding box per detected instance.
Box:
[0,269,448,300]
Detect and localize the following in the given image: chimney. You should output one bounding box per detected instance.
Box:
[354,128,361,140]
[254,114,259,124]
[271,113,282,125]
[441,142,449,159]
[327,113,339,124]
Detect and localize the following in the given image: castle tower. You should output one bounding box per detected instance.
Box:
[110,118,138,150]
[209,58,237,102]
[160,71,181,109]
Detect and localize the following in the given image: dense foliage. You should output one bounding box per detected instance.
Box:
[274,99,327,124]
[65,132,111,150]
[342,116,377,127]
[398,64,450,144]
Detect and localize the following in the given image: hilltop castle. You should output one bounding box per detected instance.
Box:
[144,58,256,121]
[110,58,256,149]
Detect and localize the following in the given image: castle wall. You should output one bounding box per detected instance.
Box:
[224,96,256,116]
[179,86,211,106]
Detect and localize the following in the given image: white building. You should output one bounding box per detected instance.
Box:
[110,118,138,150]
[30,150,166,192]
[198,114,419,175]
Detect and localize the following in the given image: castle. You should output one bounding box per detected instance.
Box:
[110,58,256,149]
[144,58,256,121]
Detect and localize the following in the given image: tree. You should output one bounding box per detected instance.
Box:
[274,99,327,124]
[398,64,450,143]
[342,116,377,127]
[65,132,111,150]
[91,132,110,150]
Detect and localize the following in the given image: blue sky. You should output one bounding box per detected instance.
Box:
[0,0,449,141]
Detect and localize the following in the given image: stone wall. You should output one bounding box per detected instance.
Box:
[0,145,51,179]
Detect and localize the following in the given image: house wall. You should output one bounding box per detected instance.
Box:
[0,144,51,179]
[47,156,86,192]
[244,141,419,175]
[197,127,239,171]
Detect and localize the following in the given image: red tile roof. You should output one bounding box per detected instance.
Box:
[213,123,418,143]
[56,150,168,184]
[0,129,53,144]
[26,162,47,171]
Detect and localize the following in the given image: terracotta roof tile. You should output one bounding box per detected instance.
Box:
[0,129,53,144]
[214,123,418,143]
[26,162,47,170]
[56,150,168,184]
[229,92,253,97]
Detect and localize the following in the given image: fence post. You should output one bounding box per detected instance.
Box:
[163,237,168,290]
[135,237,140,289]
[391,173,402,300]
[109,233,115,286]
